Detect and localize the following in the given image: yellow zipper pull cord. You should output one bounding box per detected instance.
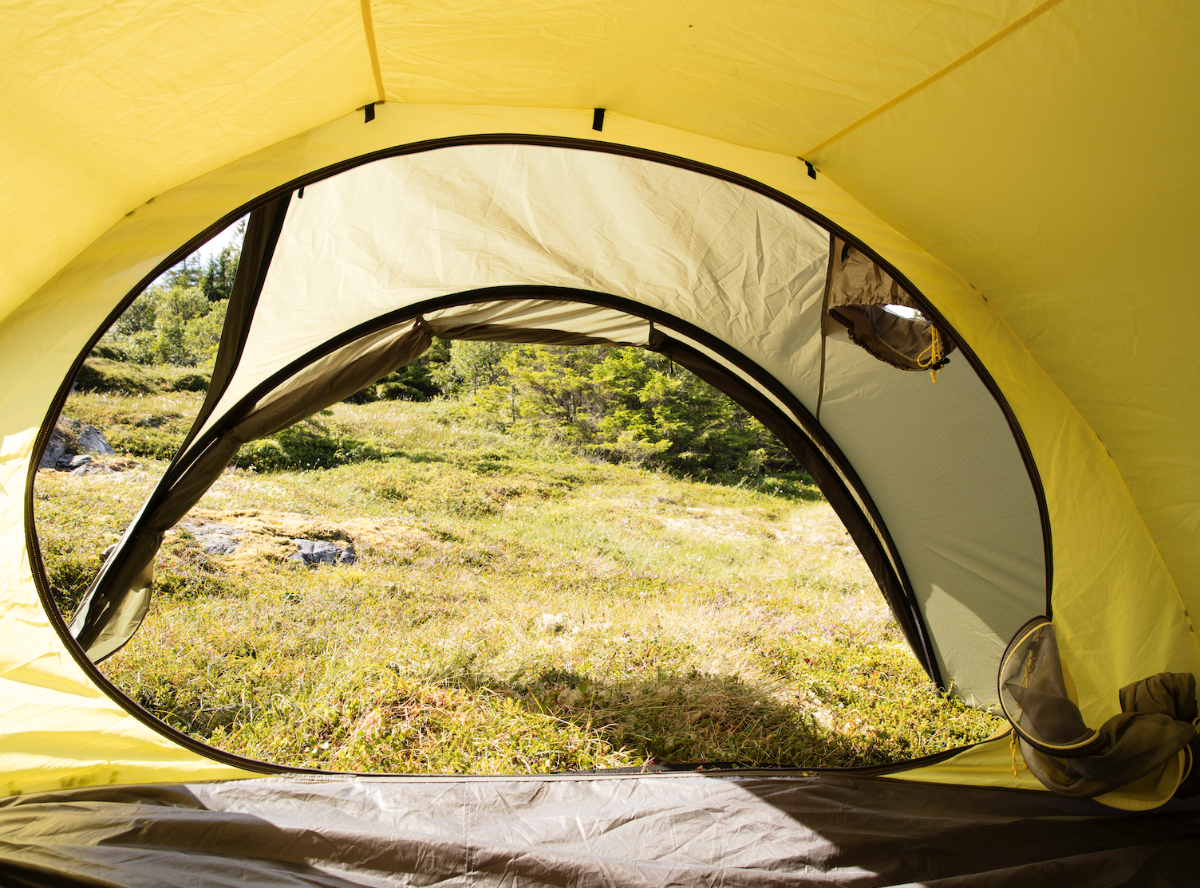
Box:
[917,325,944,384]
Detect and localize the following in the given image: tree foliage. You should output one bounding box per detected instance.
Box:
[96,222,245,368]
[448,342,792,477]
[344,340,451,404]
[96,285,228,367]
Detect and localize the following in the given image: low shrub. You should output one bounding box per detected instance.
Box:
[233,421,384,472]
[96,285,228,368]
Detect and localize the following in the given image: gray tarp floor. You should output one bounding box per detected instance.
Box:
[2,773,1198,886]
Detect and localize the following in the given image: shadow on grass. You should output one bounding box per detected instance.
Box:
[706,470,825,504]
[438,664,909,770]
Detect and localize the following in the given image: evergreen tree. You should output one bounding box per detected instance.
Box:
[200,244,239,302]
[445,341,792,477]
[164,253,203,290]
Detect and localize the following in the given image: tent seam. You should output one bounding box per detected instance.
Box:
[360,0,386,104]
[802,0,1070,158]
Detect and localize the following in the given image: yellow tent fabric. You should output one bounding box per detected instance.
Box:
[1,0,1197,799]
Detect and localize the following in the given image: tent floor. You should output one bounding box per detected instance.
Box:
[2,773,1197,886]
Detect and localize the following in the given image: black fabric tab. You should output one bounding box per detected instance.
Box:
[805,161,817,180]
[592,108,605,132]
[297,186,304,199]
[364,103,376,123]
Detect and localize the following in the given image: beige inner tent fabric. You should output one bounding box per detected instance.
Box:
[193,144,833,441]
[0,0,1196,800]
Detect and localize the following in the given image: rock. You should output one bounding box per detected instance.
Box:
[291,538,356,568]
[40,420,115,470]
[199,534,240,555]
[76,425,114,456]
[179,520,245,556]
[68,454,92,468]
[39,435,67,469]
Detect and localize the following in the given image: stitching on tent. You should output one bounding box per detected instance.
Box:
[802,0,1070,158]
[360,0,386,105]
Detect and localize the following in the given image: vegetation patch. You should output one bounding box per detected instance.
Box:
[74,358,210,394]
[35,457,166,616]
[60,391,202,460]
[233,419,384,472]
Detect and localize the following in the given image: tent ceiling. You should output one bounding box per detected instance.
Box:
[2,0,1051,323]
[808,1,1200,622]
[9,6,1194,610]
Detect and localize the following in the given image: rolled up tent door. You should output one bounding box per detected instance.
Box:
[68,195,293,660]
[68,297,655,660]
[70,317,435,660]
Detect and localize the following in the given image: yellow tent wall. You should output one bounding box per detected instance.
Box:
[1,0,1197,795]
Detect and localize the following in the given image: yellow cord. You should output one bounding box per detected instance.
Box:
[1009,729,1021,779]
[917,326,943,384]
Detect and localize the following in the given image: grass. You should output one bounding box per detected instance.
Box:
[75,356,211,395]
[61,390,204,459]
[35,397,1001,773]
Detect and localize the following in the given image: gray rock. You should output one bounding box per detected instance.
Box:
[76,425,114,456]
[68,454,92,468]
[291,538,356,568]
[39,434,67,469]
[40,420,115,470]
[182,521,243,537]
[199,534,240,555]
[178,521,245,556]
